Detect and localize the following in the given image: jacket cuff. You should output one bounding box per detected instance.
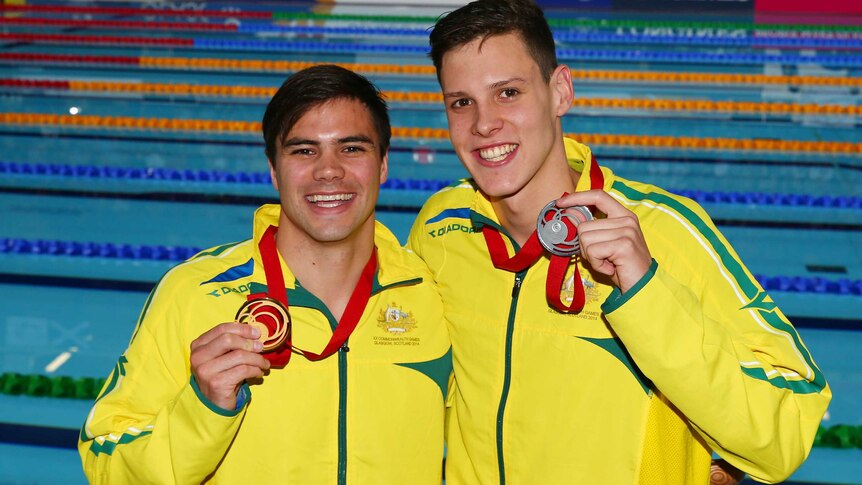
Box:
[601,258,658,314]
[190,376,248,417]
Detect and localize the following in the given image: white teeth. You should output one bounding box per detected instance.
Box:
[307,193,354,207]
[479,144,517,162]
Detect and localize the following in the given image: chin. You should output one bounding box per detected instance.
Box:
[472,176,520,199]
[304,226,349,243]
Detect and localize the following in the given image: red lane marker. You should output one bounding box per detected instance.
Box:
[0,33,193,47]
[0,53,141,65]
[0,17,238,31]
[0,78,71,90]
[0,4,272,18]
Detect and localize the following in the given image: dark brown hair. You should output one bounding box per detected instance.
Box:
[429,0,558,83]
[262,65,390,164]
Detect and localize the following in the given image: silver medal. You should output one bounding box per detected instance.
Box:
[536,201,593,256]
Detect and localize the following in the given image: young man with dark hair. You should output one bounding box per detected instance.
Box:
[80,65,451,484]
[409,1,830,483]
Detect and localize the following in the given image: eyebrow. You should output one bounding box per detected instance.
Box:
[282,137,319,148]
[281,135,375,148]
[490,77,526,89]
[338,135,375,146]
[443,77,527,99]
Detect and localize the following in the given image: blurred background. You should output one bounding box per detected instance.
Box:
[0,0,859,483]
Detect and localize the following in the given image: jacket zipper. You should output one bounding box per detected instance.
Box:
[337,342,349,485]
[495,273,524,485]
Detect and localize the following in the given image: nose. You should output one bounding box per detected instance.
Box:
[472,101,503,137]
[313,150,345,182]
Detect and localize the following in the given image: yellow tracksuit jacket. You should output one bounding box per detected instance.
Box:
[80,204,451,484]
[407,138,830,485]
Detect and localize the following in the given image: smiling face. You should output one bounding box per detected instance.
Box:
[269,97,388,246]
[440,32,573,204]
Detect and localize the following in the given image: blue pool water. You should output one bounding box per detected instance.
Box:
[0,1,860,483]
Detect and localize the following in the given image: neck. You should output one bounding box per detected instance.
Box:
[275,220,375,321]
[492,149,580,247]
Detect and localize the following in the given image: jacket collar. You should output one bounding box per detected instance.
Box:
[250,204,423,293]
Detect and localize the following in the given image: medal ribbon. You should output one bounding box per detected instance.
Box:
[255,224,377,363]
[481,156,604,313]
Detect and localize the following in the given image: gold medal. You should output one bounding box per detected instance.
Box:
[235,297,291,352]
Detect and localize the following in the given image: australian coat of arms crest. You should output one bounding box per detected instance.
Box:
[377,303,417,334]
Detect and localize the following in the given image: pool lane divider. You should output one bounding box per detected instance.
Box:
[4,33,862,66]
[0,17,237,32]
[1,232,860,296]
[1,113,859,154]
[2,160,860,211]
[0,373,105,401]
[0,237,201,262]
[3,4,862,36]
[4,19,862,49]
[2,53,860,88]
[0,161,449,193]
[0,32,193,47]
[0,3,273,19]
[2,78,859,117]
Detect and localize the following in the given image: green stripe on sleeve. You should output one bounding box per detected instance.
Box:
[88,429,152,457]
[611,181,826,392]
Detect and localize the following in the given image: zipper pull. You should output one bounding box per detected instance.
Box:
[340,343,350,353]
[512,276,523,298]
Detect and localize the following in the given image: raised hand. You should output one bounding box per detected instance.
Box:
[190,322,270,410]
[556,190,652,294]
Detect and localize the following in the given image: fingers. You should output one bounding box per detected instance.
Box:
[194,346,271,377]
[194,358,268,411]
[190,322,271,410]
[579,228,648,278]
[555,193,652,293]
[191,321,261,352]
[556,189,632,219]
[191,322,269,372]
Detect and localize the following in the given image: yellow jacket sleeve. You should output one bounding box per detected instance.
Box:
[78,276,246,484]
[602,192,831,483]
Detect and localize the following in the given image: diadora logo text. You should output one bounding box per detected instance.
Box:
[205,284,251,298]
[427,222,475,238]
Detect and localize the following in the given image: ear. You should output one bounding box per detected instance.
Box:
[550,64,574,117]
[379,152,389,185]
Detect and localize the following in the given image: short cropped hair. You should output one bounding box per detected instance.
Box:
[262,65,391,163]
[429,0,557,83]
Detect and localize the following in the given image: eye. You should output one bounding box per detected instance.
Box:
[343,145,367,154]
[449,98,472,109]
[499,88,519,99]
[289,147,315,156]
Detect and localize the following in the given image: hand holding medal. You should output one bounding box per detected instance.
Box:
[553,189,652,294]
[189,321,271,411]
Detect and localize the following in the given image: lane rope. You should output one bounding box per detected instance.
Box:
[2,78,858,117]
[1,113,858,154]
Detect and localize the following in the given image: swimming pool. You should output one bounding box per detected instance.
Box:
[1,1,860,483]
